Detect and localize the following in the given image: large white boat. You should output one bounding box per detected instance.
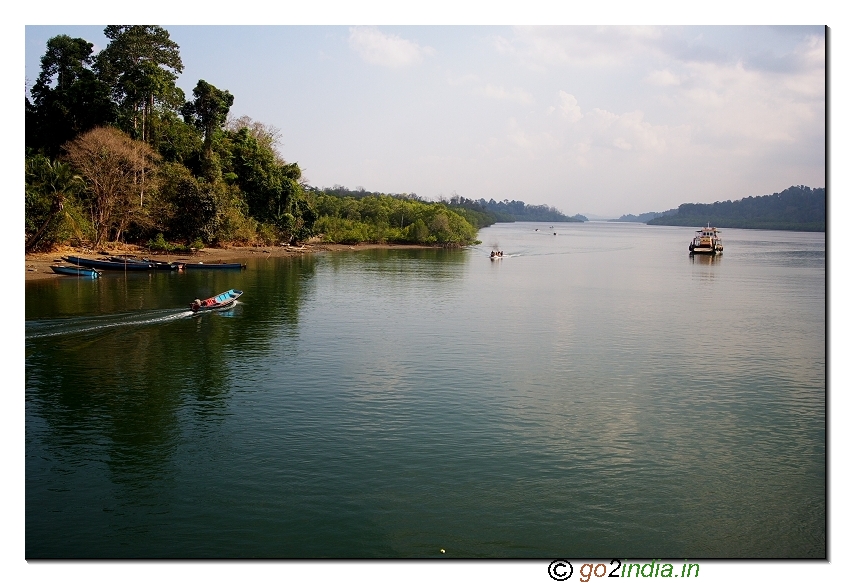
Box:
[688,224,723,255]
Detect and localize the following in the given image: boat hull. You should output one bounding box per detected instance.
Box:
[689,245,722,255]
[64,256,152,270]
[50,265,101,277]
[190,289,243,312]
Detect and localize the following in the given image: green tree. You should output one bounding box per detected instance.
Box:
[25,154,86,251]
[224,127,314,241]
[181,80,234,180]
[27,35,115,156]
[95,25,184,145]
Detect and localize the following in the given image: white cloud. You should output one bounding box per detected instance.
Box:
[482,84,535,104]
[557,91,583,122]
[497,26,664,69]
[645,69,681,86]
[613,137,632,150]
[348,27,435,68]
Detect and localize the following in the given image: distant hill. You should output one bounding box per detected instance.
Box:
[646,186,824,232]
[470,198,585,223]
[610,210,676,223]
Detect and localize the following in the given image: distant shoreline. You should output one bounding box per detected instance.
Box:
[24,242,436,282]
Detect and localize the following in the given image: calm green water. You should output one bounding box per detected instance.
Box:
[25,222,825,558]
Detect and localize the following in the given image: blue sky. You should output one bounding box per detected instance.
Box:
[24,23,825,218]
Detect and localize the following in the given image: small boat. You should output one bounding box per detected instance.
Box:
[689,224,723,255]
[190,289,243,312]
[183,262,246,270]
[108,256,150,265]
[489,251,504,260]
[64,255,153,270]
[141,258,184,270]
[50,264,101,278]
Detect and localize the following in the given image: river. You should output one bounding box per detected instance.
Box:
[25,221,825,558]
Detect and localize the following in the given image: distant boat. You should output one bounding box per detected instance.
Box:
[689,224,723,255]
[183,262,246,270]
[64,255,152,271]
[190,289,243,312]
[50,264,101,278]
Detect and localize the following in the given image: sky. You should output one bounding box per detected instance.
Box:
[23,23,825,218]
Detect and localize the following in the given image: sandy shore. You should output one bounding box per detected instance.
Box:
[24,242,435,282]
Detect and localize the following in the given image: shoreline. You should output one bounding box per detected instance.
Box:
[24,242,439,282]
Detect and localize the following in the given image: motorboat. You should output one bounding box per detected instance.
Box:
[190,289,243,312]
[689,224,723,255]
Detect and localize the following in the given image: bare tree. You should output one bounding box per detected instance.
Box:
[64,126,160,246]
[226,114,283,159]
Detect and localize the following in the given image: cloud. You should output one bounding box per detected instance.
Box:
[348,26,435,68]
[496,26,664,69]
[482,84,534,104]
[645,69,681,86]
[557,91,583,122]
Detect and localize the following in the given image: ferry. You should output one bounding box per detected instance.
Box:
[689,224,723,255]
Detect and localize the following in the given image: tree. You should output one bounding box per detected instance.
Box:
[227,115,282,159]
[64,127,160,246]
[95,26,184,145]
[27,35,115,156]
[181,80,234,180]
[25,155,85,251]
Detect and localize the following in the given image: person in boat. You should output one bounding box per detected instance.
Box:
[490,251,496,258]
[191,299,201,311]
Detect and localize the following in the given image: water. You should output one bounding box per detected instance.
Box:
[25,222,825,558]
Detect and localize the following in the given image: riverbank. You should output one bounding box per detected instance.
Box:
[24,242,436,282]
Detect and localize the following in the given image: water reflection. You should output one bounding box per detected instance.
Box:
[26,254,317,556]
[690,253,721,265]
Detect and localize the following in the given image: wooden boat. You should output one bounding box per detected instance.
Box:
[183,262,246,270]
[140,258,184,270]
[64,255,153,270]
[689,224,723,255]
[108,256,150,265]
[50,264,101,278]
[189,289,243,312]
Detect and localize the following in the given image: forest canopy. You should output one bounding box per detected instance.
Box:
[646,186,825,232]
[24,26,485,251]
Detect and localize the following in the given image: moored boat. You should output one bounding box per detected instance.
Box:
[141,258,184,270]
[64,255,153,270]
[50,264,102,278]
[189,289,243,312]
[688,224,723,255]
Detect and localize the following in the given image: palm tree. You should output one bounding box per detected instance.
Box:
[25,156,84,251]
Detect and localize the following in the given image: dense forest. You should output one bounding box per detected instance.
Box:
[610,210,675,223]
[24,26,486,251]
[646,186,825,232]
[450,196,585,224]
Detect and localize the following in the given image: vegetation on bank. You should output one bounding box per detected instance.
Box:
[24,26,485,252]
[445,195,585,224]
[643,186,825,232]
[309,190,479,245]
[609,210,675,223]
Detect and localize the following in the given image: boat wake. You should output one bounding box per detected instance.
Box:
[25,308,196,339]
